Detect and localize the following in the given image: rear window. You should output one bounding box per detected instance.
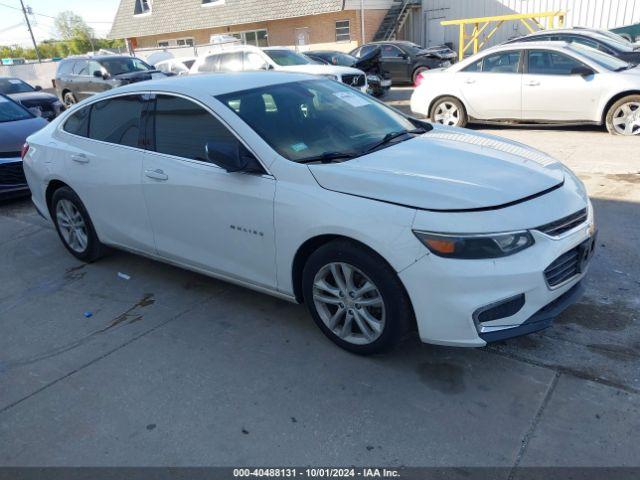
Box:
[88,95,144,147]
[56,60,75,76]
[0,95,33,123]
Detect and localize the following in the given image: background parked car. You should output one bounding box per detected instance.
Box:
[305,48,392,97]
[0,77,63,121]
[189,45,369,93]
[505,28,640,65]
[154,57,197,76]
[410,41,640,136]
[54,55,166,107]
[350,41,456,85]
[0,94,47,200]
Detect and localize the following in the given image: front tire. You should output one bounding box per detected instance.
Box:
[430,96,468,128]
[302,240,413,355]
[51,187,106,262]
[606,95,640,136]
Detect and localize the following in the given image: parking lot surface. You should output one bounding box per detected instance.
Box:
[1,88,639,470]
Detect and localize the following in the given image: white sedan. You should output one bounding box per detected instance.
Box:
[411,41,640,135]
[23,72,595,353]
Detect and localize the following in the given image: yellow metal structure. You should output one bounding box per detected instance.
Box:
[441,11,566,61]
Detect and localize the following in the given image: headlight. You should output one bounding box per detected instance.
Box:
[412,230,535,259]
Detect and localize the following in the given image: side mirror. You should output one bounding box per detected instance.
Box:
[34,85,42,91]
[399,53,409,60]
[205,141,262,173]
[572,66,595,76]
[93,70,103,78]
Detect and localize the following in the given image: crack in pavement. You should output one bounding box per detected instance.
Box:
[507,372,561,479]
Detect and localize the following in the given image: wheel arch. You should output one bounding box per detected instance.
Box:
[601,90,640,124]
[45,179,72,217]
[290,234,415,319]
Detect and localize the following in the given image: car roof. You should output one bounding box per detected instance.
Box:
[95,71,321,97]
[61,55,137,61]
[489,40,572,50]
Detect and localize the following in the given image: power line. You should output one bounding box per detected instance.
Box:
[0,2,113,23]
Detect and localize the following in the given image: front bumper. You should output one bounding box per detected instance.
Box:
[399,216,595,347]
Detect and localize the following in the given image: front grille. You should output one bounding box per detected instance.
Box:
[544,237,595,287]
[341,74,365,88]
[536,208,588,236]
[0,161,27,187]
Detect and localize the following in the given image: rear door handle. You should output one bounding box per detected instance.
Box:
[464,78,476,84]
[71,153,89,163]
[525,81,541,87]
[144,168,168,181]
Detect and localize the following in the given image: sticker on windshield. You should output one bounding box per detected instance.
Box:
[333,91,369,108]
[291,142,308,152]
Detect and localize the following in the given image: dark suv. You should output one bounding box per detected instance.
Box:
[350,41,456,85]
[54,55,164,107]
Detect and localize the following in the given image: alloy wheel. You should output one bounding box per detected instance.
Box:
[612,102,640,136]
[56,199,88,253]
[434,101,460,126]
[312,262,385,345]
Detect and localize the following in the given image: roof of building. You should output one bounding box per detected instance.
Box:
[108,0,344,40]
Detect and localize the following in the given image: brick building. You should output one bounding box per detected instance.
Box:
[108,0,417,53]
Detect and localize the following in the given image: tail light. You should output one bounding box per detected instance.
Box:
[414,69,429,87]
[21,142,30,160]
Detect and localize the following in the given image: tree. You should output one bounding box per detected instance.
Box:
[53,11,95,51]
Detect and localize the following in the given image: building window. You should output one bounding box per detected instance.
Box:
[134,0,151,15]
[230,29,268,47]
[158,38,195,48]
[336,20,350,42]
[202,0,225,6]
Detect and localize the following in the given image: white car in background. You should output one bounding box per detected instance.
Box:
[411,41,640,135]
[154,57,197,76]
[190,45,369,93]
[23,73,594,354]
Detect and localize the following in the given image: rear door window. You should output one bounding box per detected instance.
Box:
[482,51,521,73]
[73,60,89,75]
[218,52,244,72]
[57,60,75,76]
[150,94,239,163]
[63,105,90,137]
[88,95,145,147]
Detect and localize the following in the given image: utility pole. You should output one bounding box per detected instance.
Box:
[360,0,365,44]
[19,0,41,63]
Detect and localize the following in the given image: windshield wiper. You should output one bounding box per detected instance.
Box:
[297,151,358,164]
[362,128,426,155]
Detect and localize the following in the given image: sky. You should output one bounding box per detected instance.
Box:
[0,0,121,47]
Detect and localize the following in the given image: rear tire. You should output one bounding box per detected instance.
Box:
[302,240,413,355]
[605,95,640,136]
[430,96,468,128]
[412,66,429,85]
[51,187,107,262]
[63,91,77,108]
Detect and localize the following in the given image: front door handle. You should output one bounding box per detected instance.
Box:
[144,168,168,181]
[464,78,476,84]
[71,153,89,163]
[525,80,541,87]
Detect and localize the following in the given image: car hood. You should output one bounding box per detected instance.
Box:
[0,116,48,153]
[278,64,364,76]
[8,91,59,104]
[308,126,565,211]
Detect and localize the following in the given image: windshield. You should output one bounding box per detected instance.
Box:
[0,78,34,94]
[596,29,636,47]
[99,57,153,76]
[588,32,635,52]
[0,95,33,123]
[569,43,630,70]
[264,49,311,66]
[217,79,423,162]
